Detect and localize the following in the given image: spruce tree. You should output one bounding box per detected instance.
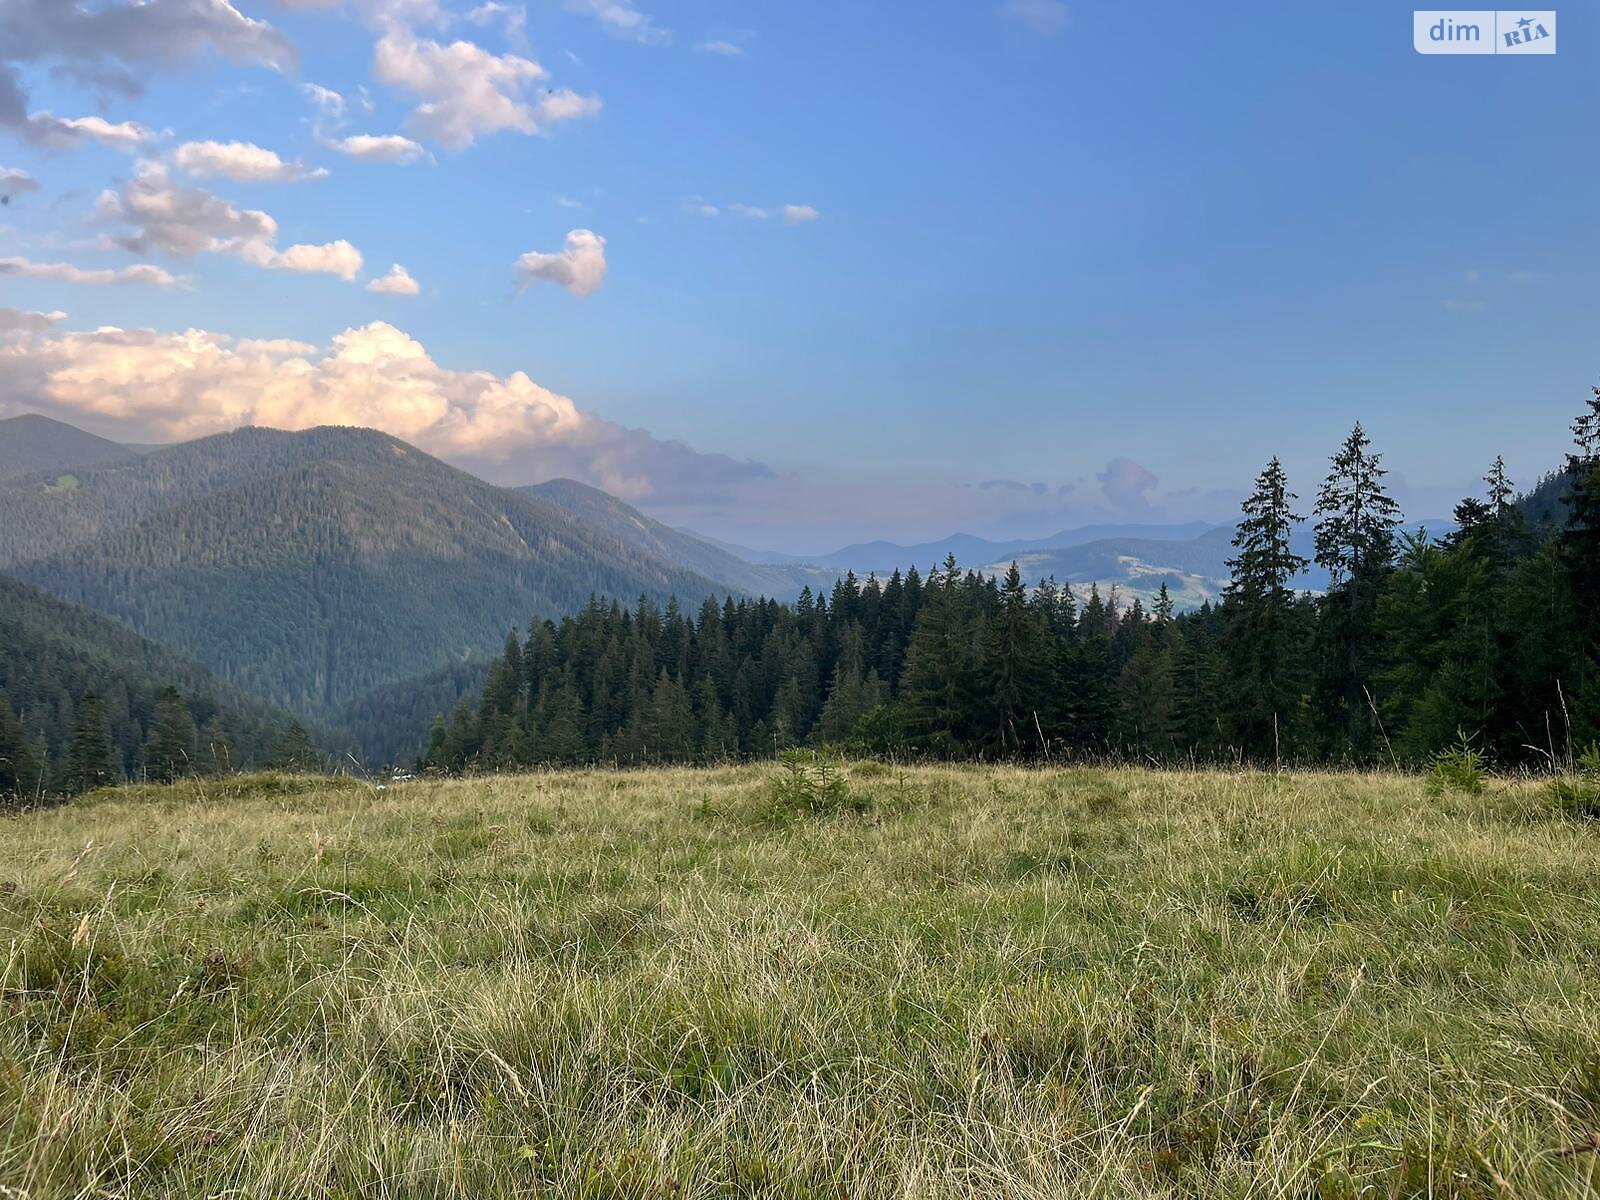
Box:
[981,563,1049,756]
[1560,382,1600,731]
[273,721,319,773]
[1313,424,1402,756]
[1223,457,1309,759]
[63,691,121,794]
[0,697,41,800]
[143,686,197,783]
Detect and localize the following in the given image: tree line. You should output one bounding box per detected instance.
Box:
[427,388,1600,771]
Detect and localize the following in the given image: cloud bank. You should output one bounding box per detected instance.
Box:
[0,317,773,505]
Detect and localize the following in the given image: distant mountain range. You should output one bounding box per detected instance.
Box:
[518,478,840,601]
[0,413,1488,764]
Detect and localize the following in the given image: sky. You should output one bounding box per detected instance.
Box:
[0,0,1596,554]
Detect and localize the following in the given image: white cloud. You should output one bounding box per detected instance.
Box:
[781,204,820,224]
[173,140,327,183]
[1002,0,1068,35]
[323,132,428,164]
[0,0,294,145]
[466,1,526,40]
[697,40,742,55]
[98,163,362,280]
[565,0,669,44]
[373,29,599,150]
[514,229,606,296]
[262,240,364,280]
[684,197,719,217]
[0,256,184,288]
[1097,457,1158,513]
[729,203,768,219]
[22,113,156,152]
[302,82,346,120]
[1,167,41,202]
[366,262,420,295]
[0,308,65,336]
[0,319,774,504]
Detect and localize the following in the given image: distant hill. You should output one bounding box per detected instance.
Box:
[0,571,289,786]
[327,657,493,768]
[0,413,136,481]
[520,478,839,600]
[0,426,726,715]
[815,521,1219,576]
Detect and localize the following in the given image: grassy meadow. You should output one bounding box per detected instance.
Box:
[1,764,1598,1198]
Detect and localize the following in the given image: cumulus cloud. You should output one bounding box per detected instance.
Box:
[1002,0,1068,35]
[0,318,775,504]
[374,29,599,150]
[781,204,820,224]
[97,162,362,280]
[0,308,65,337]
[173,140,326,183]
[322,132,428,164]
[260,239,364,280]
[1097,457,1159,513]
[0,255,184,288]
[565,0,669,45]
[366,263,420,295]
[514,229,606,297]
[20,112,156,151]
[1,167,41,203]
[0,0,294,145]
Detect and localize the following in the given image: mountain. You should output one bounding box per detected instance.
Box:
[816,521,1219,576]
[0,571,290,788]
[0,413,136,481]
[519,478,840,600]
[0,425,726,715]
[677,528,824,567]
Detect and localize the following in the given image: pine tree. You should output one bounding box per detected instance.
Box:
[0,696,41,800]
[143,685,197,782]
[981,563,1049,756]
[1560,382,1600,732]
[897,555,980,755]
[1313,424,1403,756]
[1223,457,1309,759]
[273,721,319,773]
[63,691,121,794]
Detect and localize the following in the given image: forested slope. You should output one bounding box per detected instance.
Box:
[0,573,288,794]
[0,426,725,714]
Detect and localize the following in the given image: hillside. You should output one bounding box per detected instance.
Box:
[0,414,136,481]
[0,572,288,789]
[4,765,1596,1197]
[520,478,839,600]
[0,426,725,714]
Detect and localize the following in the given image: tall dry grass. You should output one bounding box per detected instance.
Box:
[0,764,1597,1198]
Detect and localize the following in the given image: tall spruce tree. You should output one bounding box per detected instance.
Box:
[1313,423,1402,756]
[143,686,197,783]
[0,697,41,800]
[1560,382,1600,733]
[981,563,1049,756]
[1223,457,1309,760]
[63,691,121,794]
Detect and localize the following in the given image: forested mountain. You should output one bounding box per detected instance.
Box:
[0,414,136,481]
[520,479,839,600]
[328,657,493,768]
[0,572,289,796]
[431,393,1600,774]
[0,426,726,715]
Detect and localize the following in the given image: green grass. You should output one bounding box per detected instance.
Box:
[1,765,1597,1198]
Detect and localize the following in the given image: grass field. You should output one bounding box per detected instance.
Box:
[1,764,1598,1199]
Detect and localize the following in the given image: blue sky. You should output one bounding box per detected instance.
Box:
[1,0,1595,552]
